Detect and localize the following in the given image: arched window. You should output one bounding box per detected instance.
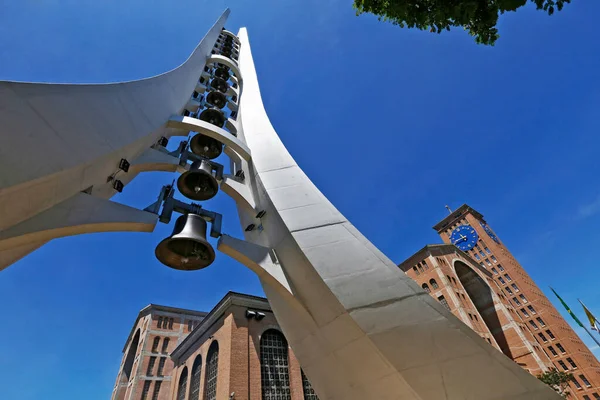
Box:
[204,341,219,400]
[176,367,188,400]
[189,355,202,400]
[301,370,319,400]
[429,279,439,289]
[260,329,291,400]
[151,337,160,353]
[161,338,170,354]
[421,283,430,293]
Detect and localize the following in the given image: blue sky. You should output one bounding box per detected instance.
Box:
[1,0,600,398]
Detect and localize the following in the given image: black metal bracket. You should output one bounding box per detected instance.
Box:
[144,184,222,238]
[162,140,224,181]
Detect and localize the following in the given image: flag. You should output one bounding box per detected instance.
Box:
[578,299,600,332]
[550,287,585,328]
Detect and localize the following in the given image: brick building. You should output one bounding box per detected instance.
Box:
[112,292,319,400]
[398,244,552,376]
[431,204,600,399]
[111,305,207,400]
[112,204,600,400]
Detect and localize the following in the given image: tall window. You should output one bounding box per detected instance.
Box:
[519,294,528,303]
[556,343,566,353]
[176,367,188,400]
[558,360,568,371]
[151,381,162,400]
[429,279,439,289]
[571,377,582,390]
[548,346,557,356]
[536,317,546,327]
[147,357,156,376]
[161,338,170,354]
[260,329,291,400]
[422,260,429,270]
[151,337,160,353]
[301,370,319,400]
[546,329,555,340]
[504,274,512,281]
[188,320,194,332]
[528,320,538,330]
[157,317,163,328]
[527,305,536,314]
[168,318,174,330]
[413,266,420,275]
[204,341,219,400]
[141,381,152,400]
[189,355,202,400]
[438,295,450,310]
[520,308,529,318]
[422,283,430,293]
[157,358,166,376]
[538,333,548,342]
[567,358,577,369]
[580,374,591,387]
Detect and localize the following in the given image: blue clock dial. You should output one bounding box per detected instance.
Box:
[450,225,479,251]
[479,221,500,244]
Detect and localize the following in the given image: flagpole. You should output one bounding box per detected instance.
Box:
[581,324,600,348]
[550,287,600,348]
[578,299,600,340]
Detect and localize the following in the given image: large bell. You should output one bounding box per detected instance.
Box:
[214,67,230,80]
[177,159,219,201]
[206,91,227,109]
[210,77,229,93]
[199,108,226,128]
[217,63,230,72]
[155,214,216,270]
[190,134,223,159]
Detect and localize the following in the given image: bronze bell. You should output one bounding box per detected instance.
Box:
[210,77,229,93]
[217,63,230,72]
[206,91,227,109]
[214,67,229,80]
[199,108,226,128]
[177,159,219,201]
[155,214,216,270]
[190,134,223,159]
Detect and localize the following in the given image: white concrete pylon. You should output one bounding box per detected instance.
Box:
[217,27,562,400]
[0,11,231,270]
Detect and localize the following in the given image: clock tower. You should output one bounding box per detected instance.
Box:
[434,204,600,400]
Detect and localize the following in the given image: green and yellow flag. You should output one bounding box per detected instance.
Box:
[550,287,585,328]
[578,300,600,332]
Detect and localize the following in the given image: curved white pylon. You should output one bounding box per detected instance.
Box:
[219,27,562,400]
[0,11,231,270]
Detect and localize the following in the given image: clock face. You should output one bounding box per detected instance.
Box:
[450,225,479,251]
[479,221,500,244]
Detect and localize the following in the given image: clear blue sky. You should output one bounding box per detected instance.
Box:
[1,1,600,398]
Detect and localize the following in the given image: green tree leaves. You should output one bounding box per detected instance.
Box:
[537,368,573,398]
[353,0,572,45]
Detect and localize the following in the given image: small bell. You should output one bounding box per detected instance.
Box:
[155,214,216,270]
[177,159,219,201]
[206,91,227,109]
[190,134,223,159]
[199,108,226,128]
[210,77,229,94]
[214,67,230,80]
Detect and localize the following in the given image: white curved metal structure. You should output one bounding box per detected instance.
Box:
[0,8,560,399]
[0,11,230,269]
[217,28,560,400]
